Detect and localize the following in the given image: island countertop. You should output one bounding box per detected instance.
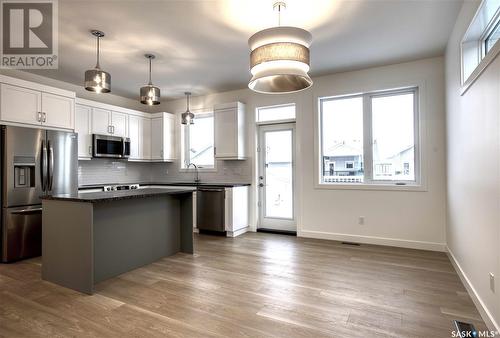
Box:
[41,187,195,203]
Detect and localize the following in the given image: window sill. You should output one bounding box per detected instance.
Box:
[315,182,427,192]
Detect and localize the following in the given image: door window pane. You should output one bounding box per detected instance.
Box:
[264,130,293,219]
[257,104,295,122]
[371,92,415,181]
[320,97,364,183]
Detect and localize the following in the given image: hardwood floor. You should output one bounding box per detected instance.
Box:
[0,232,488,337]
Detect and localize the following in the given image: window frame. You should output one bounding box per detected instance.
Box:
[317,87,421,190]
[256,103,296,125]
[180,111,216,171]
[460,0,500,94]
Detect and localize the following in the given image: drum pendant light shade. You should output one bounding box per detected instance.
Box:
[85,30,111,93]
[140,54,161,105]
[248,26,312,94]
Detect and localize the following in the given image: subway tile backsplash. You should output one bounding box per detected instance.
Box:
[78,159,252,186]
[78,159,152,186]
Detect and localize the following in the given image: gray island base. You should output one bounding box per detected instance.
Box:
[41,188,194,294]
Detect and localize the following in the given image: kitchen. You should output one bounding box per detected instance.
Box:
[0,0,499,337]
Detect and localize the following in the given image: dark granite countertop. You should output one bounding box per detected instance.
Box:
[42,188,195,203]
[78,182,251,190]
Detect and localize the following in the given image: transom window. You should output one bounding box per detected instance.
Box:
[181,112,215,169]
[257,104,296,122]
[319,88,419,186]
[461,0,500,88]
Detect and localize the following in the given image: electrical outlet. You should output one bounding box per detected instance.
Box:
[358,216,365,225]
[490,273,495,292]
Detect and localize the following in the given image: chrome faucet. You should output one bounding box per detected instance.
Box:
[187,163,200,184]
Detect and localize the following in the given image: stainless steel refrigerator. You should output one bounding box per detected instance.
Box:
[0,126,78,262]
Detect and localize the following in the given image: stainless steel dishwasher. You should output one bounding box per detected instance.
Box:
[196,187,225,233]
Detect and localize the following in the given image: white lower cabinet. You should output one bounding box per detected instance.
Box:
[225,186,249,237]
[75,104,92,159]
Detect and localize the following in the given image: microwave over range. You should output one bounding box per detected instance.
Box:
[92,134,130,159]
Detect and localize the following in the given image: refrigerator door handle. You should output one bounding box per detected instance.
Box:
[41,140,48,192]
[11,207,43,215]
[48,140,54,191]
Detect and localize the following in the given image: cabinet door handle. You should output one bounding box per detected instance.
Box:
[108,125,112,134]
[42,112,46,123]
[37,112,42,122]
[88,145,92,155]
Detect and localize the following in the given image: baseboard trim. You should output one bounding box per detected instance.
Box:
[447,246,500,333]
[298,230,446,252]
[226,227,249,238]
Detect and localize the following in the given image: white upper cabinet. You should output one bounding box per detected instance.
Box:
[91,108,112,135]
[111,111,128,137]
[128,115,140,159]
[0,84,41,126]
[0,78,75,130]
[41,92,74,129]
[151,112,176,162]
[91,109,128,137]
[214,102,246,160]
[142,118,152,159]
[128,115,151,161]
[75,104,92,159]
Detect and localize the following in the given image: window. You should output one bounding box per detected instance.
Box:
[371,92,415,181]
[485,19,500,54]
[320,96,364,183]
[461,0,500,88]
[257,104,295,122]
[319,88,418,186]
[182,113,214,168]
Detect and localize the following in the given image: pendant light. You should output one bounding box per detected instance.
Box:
[140,54,161,105]
[248,1,313,94]
[181,92,194,125]
[85,30,111,93]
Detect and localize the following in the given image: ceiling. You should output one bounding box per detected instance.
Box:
[28,0,463,100]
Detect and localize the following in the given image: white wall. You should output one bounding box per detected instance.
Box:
[445,1,500,330]
[165,56,447,251]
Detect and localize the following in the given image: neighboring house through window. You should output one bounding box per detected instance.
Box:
[319,87,419,185]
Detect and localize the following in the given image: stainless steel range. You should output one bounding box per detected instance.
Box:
[102,184,139,192]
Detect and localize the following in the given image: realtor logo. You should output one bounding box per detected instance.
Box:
[1,0,58,69]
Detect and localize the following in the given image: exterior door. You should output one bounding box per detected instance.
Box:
[258,123,296,232]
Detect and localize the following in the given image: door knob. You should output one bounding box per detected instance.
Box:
[259,183,264,187]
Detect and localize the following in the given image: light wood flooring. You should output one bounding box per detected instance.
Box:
[0,232,488,337]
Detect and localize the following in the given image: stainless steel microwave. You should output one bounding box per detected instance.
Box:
[92,134,130,159]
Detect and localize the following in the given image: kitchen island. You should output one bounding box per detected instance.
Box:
[41,188,194,294]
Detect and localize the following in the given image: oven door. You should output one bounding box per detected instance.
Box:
[93,134,124,158]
